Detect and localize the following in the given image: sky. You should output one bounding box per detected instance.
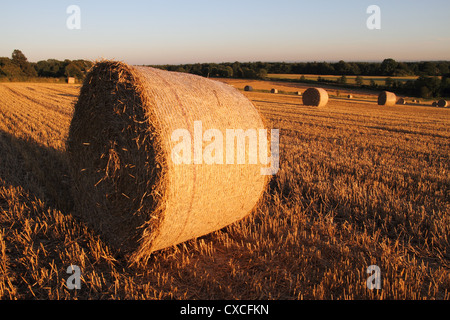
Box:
[0,0,449,65]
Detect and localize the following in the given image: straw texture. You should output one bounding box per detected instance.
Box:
[378,91,396,106]
[302,88,328,107]
[67,61,269,262]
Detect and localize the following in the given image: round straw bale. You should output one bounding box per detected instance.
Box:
[270,88,278,94]
[437,99,448,108]
[302,88,328,107]
[347,94,353,99]
[377,91,396,106]
[296,91,302,96]
[67,61,269,262]
[244,85,253,91]
[397,98,406,105]
[432,101,437,107]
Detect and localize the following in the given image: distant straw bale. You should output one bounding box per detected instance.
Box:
[397,98,406,105]
[378,91,396,106]
[302,88,328,107]
[437,99,448,108]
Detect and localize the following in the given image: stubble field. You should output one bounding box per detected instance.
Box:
[0,79,449,299]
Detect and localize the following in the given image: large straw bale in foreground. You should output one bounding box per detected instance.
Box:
[378,91,396,106]
[67,61,268,262]
[302,88,328,107]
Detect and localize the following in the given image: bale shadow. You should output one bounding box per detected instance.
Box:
[57,93,78,98]
[0,129,73,214]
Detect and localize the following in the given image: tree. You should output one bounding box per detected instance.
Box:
[201,64,211,77]
[11,49,28,67]
[242,67,257,79]
[419,86,431,98]
[440,74,450,96]
[336,60,352,74]
[338,75,347,84]
[421,62,438,76]
[224,66,234,78]
[0,57,24,79]
[349,63,361,75]
[395,62,413,76]
[257,68,267,79]
[318,62,335,75]
[189,64,202,76]
[385,77,394,87]
[437,62,450,75]
[65,62,83,79]
[380,58,398,76]
[277,62,291,74]
[11,49,37,77]
[213,66,233,78]
[414,76,441,98]
[232,62,243,78]
[355,75,364,86]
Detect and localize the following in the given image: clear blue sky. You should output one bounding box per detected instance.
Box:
[1,0,449,65]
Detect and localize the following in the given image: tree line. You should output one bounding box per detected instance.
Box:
[151,59,450,78]
[0,50,93,82]
[150,59,450,98]
[1,50,448,98]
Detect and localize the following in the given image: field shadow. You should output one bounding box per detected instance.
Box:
[57,93,78,98]
[0,129,74,214]
[362,125,449,139]
[252,99,313,109]
[331,97,376,104]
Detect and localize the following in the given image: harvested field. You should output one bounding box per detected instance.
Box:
[0,80,449,300]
